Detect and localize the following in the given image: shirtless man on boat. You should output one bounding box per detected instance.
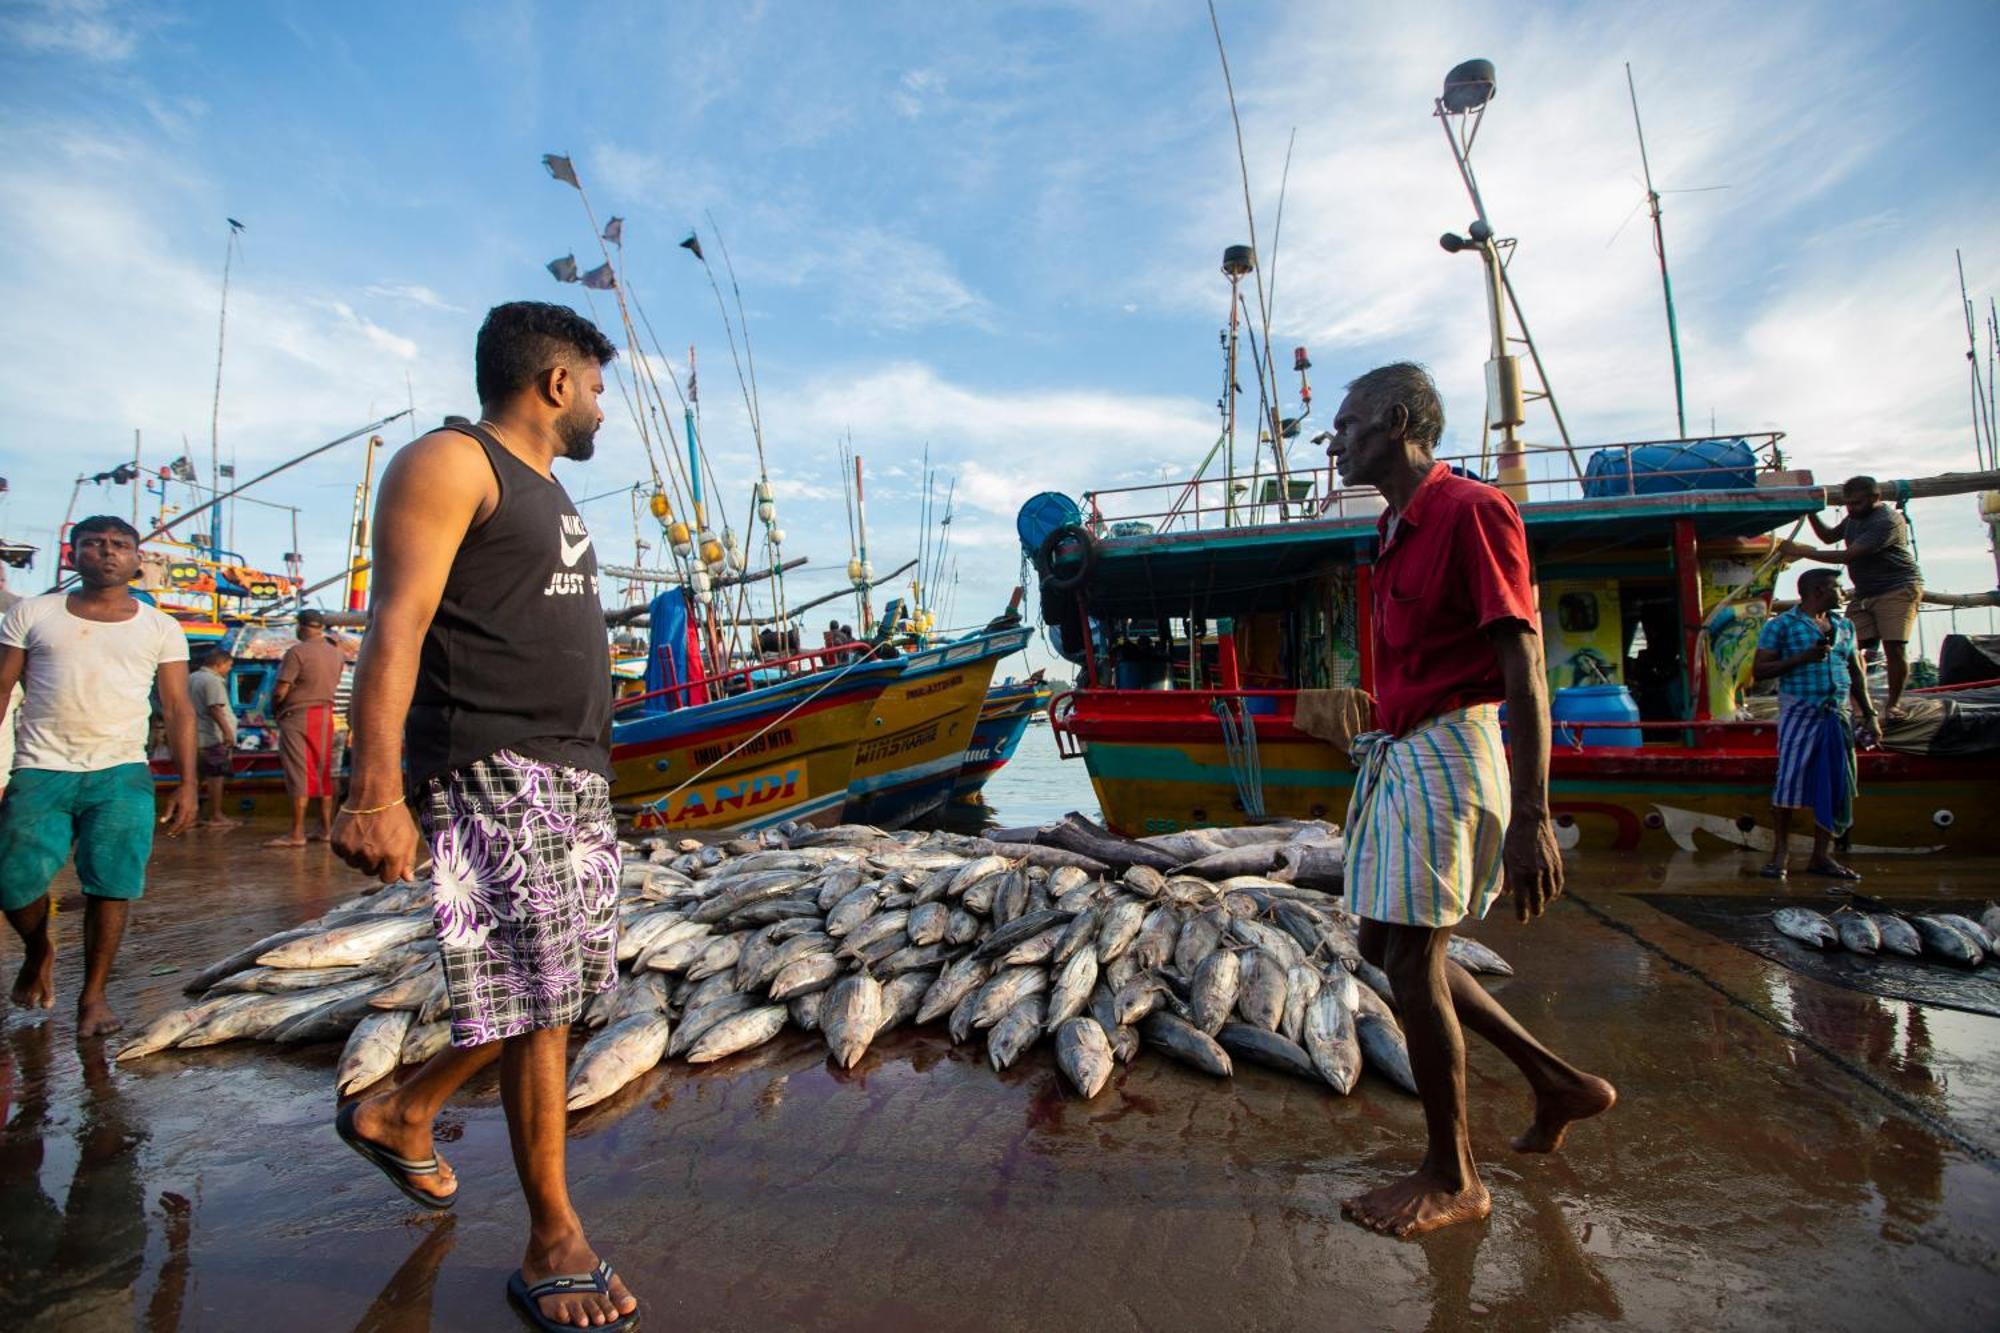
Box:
[1326,362,1617,1237]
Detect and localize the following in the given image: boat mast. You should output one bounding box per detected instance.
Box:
[1433,60,1574,497]
[1627,65,1687,439]
[1220,247,1250,526]
[852,454,874,634]
[346,433,382,611]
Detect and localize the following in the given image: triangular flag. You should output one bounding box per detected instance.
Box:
[581,262,617,290]
[603,217,624,246]
[547,254,579,283]
[679,232,704,262]
[541,153,580,188]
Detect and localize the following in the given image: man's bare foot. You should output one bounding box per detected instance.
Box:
[1514,1073,1618,1153]
[522,1227,638,1328]
[77,997,124,1038]
[264,835,308,848]
[200,817,240,830]
[10,937,55,1009]
[350,1096,458,1202]
[1343,1168,1491,1237]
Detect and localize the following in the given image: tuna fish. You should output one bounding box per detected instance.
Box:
[1140,1012,1232,1077]
[1934,913,1995,954]
[1281,965,1323,1046]
[971,966,1048,1029]
[1188,949,1241,1035]
[768,951,842,1000]
[1302,989,1362,1094]
[117,994,256,1061]
[988,996,1047,1071]
[566,1012,674,1108]
[1044,948,1099,1031]
[1129,906,1180,972]
[1055,1017,1115,1098]
[337,1010,414,1096]
[822,974,885,1068]
[1173,908,1228,977]
[1052,907,1100,966]
[686,1005,787,1065]
[400,1020,452,1065]
[1356,1014,1418,1094]
[1095,899,1147,963]
[1772,907,1841,949]
[1446,935,1515,976]
[1871,913,1923,958]
[257,917,430,970]
[917,956,993,1025]
[1217,1022,1317,1081]
[873,971,934,1039]
[1831,911,1881,955]
[906,901,949,947]
[1235,950,1288,1033]
[669,992,756,1057]
[1911,915,1984,966]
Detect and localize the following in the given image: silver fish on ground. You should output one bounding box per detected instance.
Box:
[566,1012,673,1109]
[906,901,949,947]
[1281,965,1322,1046]
[1934,912,1995,954]
[823,974,885,1068]
[1045,948,1099,1031]
[401,1020,452,1065]
[988,996,1047,1071]
[1217,1022,1317,1082]
[971,966,1049,1029]
[874,971,935,1039]
[1140,1012,1232,1077]
[1355,1013,1418,1094]
[1302,988,1362,1094]
[1096,899,1146,964]
[117,994,257,1061]
[1055,1017,1115,1098]
[1911,916,1984,966]
[1832,911,1881,955]
[1129,906,1180,972]
[1870,914,1923,958]
[1188,950,1240,1035]
[686,1005,788,1065]
[258,917,431,970]
[917,955,992,1025]
[1445,935,1513,976]
[1772,907,1841,949]
[669,992,757,1057]
[1173,909,1227,978]
[768,951,842,1000]
[1235,950,1287,1033]
[337,1009,414,1096]
[789,992,826,1032]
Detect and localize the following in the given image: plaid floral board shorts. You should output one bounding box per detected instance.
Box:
[418,748,621,1048]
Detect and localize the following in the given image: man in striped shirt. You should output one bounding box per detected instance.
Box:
[1753,568,1878,882]
[1328,363,1615,1238]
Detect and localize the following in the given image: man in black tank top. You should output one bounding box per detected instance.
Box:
[332,302,639,1330]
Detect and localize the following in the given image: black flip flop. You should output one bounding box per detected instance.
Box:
[508,1260,639,1331]
[335,1100,456,1211]
[1758,864,1788,880]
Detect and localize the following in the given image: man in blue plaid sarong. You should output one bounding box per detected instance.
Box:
[1752,568,1879,883]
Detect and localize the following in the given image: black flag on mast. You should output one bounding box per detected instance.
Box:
[580,262,616,291]
[602,217,623,246]
[679,232,704,262]
[547,254,579,283]
[541,154,580,188]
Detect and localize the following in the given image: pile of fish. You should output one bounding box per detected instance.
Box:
[119,817,1516,1113]
[1771,903,2000,968]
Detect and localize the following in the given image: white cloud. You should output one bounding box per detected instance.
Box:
[2,0,148,62]
[364,283,462,313]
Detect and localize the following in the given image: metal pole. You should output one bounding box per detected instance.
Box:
[854,454,874,634]
[1628,65,1687,438]
[1223,274,1241,526]
[207,225,237,565]
[348,434,381,611]
[1435,104,1527,498]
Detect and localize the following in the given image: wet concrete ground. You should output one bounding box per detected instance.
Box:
[4,829,1999,1330]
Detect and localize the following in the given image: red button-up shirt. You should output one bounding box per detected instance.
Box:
[1369,462,1539,736]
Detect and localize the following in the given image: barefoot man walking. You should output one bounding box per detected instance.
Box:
[1326,365,1616,1238]
[0,516,199,1035]
[331,302,637,1330]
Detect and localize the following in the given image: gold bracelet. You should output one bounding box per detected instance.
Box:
[340,796,405,817]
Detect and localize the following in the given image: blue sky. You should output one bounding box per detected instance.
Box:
[2,0,1997,658]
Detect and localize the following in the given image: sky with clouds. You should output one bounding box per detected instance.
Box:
[2,0,1997,660]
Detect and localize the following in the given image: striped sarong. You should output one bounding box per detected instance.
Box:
[1344,704,1509,929]
[1773,696,1855,836]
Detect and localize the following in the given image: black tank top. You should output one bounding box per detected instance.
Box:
[405,423,612,787]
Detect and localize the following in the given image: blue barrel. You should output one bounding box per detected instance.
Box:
[1017,492,1083,554]
[1582,438,1755,497]
[1550,685,1642,748]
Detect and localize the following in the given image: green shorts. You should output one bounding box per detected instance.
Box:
[0,765,157,910]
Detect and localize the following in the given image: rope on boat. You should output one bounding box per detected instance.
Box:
[631,645,889,814]
[1212,696,1267,820]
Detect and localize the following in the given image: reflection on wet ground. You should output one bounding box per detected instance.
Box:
[3,827,1999,1330]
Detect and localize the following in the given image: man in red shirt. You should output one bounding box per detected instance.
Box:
[1328,363,1615,1237]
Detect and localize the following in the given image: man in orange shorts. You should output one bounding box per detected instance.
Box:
[265,608,344,847]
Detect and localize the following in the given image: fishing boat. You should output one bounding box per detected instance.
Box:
[1027,57,2000,856]
[950,671,1054,805]
[842,623,1032,827]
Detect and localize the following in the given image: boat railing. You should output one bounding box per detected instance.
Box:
[614,640,890,714]
[1082,432,1788,534]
